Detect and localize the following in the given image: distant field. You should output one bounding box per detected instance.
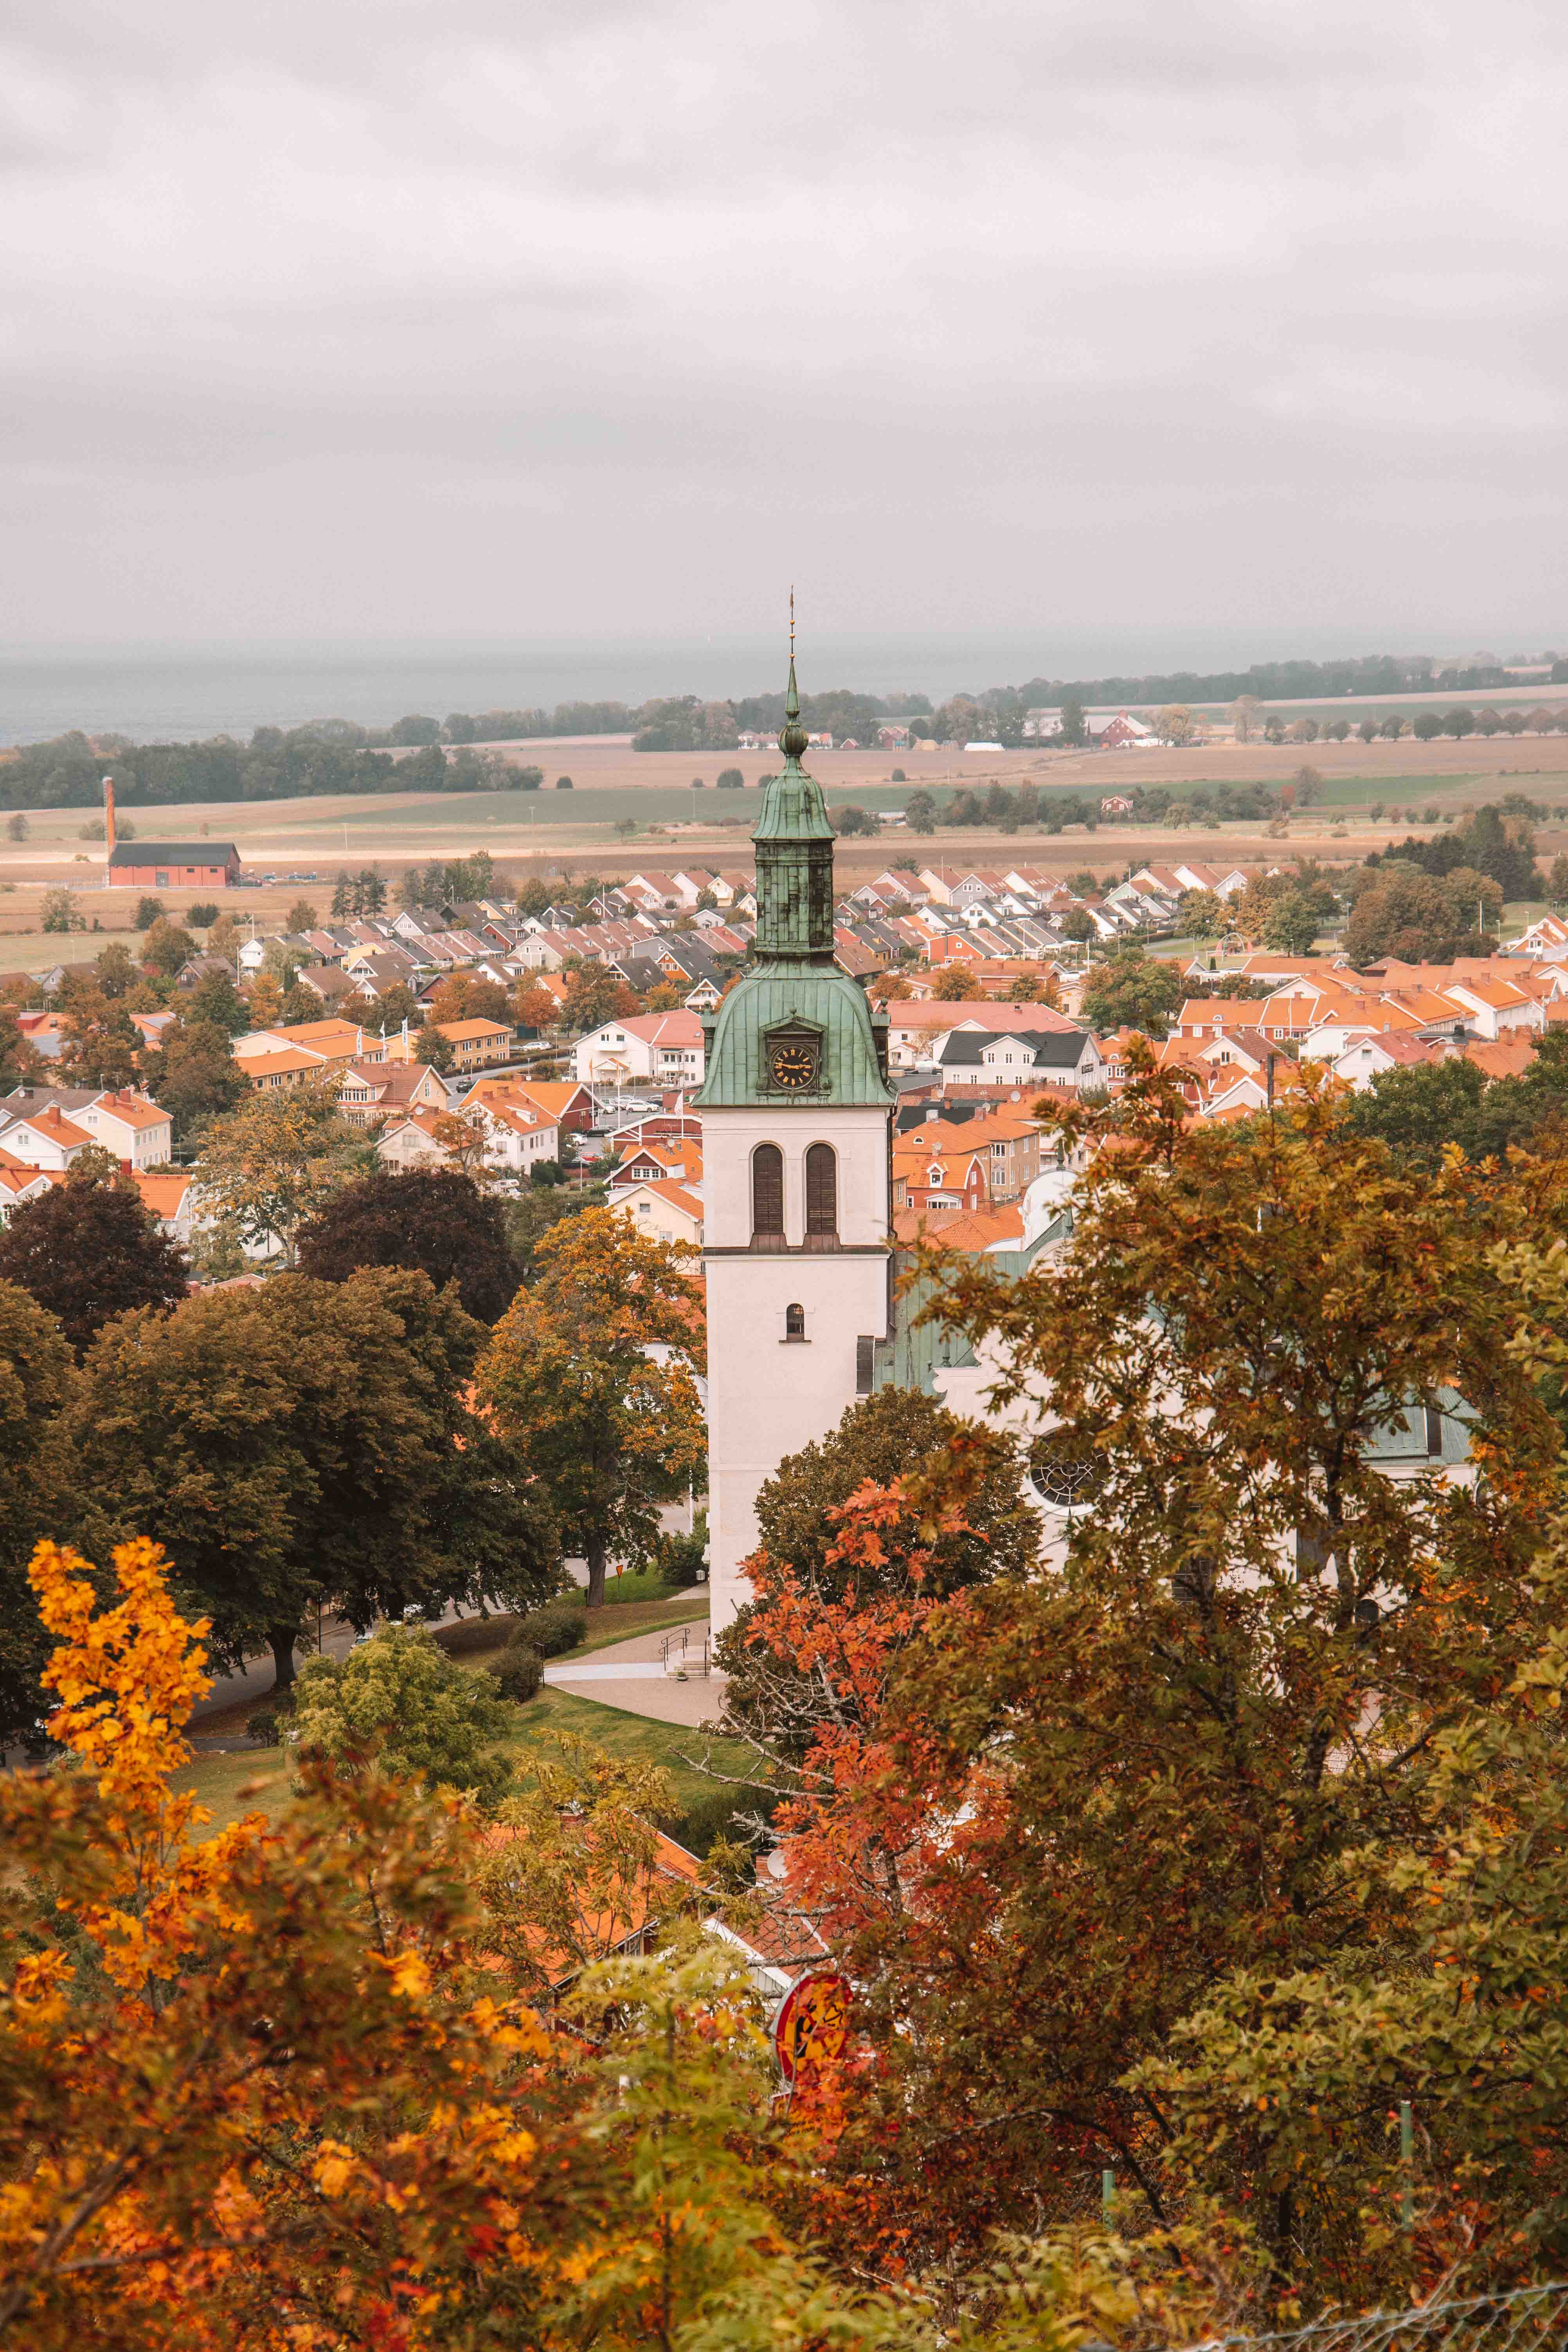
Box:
[0,728,1566,956]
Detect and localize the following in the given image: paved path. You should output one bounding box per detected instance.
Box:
[547,1620,724,1728]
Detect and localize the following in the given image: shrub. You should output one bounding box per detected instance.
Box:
[134,896,165,930]
[488,1642,544,1704]
[247,1705,288,1745]
[649,1518,707,1588]
[668,1783,781,1859]
[187,901,220,927]
[516,1596,589,1657]
[715,767,744,790]
[554,776,573,790]
[434,1612,521,1658]
[891,767,906,782]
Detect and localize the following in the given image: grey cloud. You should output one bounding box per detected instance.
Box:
[1,0,1566,650]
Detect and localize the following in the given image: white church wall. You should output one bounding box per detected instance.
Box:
[703,1102,891,1628]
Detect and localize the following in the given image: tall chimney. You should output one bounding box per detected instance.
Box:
[102,775,116,862]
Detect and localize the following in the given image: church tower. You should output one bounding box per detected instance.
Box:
[694,648,896,1631]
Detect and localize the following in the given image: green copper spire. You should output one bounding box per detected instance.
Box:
[693,614,893,1111]
[752,637,835,960]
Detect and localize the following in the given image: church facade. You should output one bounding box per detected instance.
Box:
[694,660,897,1630]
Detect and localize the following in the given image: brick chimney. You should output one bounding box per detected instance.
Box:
[102,775,116,860]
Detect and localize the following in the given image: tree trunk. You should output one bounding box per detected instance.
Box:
[267,1625,299,1693]
[585,1537,607,1611]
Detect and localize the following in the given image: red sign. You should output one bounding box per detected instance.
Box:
[774,1971,851,2085]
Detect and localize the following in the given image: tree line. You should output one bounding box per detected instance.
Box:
[0,1168,703,1739]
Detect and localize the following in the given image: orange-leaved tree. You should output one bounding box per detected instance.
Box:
[777,1065,1568,2298]
[0,1534,913,2350]
[477,1206,706,1606]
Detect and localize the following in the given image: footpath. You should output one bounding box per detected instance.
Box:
[545,1619,722,1727]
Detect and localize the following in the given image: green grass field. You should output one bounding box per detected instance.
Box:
[177,1685,752,1837]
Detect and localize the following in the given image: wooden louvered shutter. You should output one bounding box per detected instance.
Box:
[751,1144,784,1237]
[805,1143,837,1237]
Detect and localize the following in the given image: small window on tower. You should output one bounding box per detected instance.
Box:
[785,1302,806,1342]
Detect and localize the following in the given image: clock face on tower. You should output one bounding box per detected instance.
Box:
[768,1037,820,1091]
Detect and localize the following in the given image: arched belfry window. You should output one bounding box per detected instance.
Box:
[785,1302,806,1341]
[751,1144,784,1245]
[805,1142,838,1246]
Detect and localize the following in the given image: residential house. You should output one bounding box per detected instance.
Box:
[613,1179,705,1247]
[572,1010,706,1089]
[462,1075,598,1135]
[430,1017,514,1073]
[1,1084,172,1169]
[335,1061,449,1129]
[0,1158,58,1223]
[376,1109,452,1171]
[469,1096,561,1179]
[938,1027,1106,1092]
[893,1104,1045,1203]
[0,1104,93,1170]
[295,963,360,1010]
[132,1169,196,1247]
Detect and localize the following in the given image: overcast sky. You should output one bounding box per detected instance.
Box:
[3,0,1566,659]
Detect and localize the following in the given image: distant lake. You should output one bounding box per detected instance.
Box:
[0,626,1436,748]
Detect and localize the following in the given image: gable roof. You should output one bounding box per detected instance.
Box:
[108,841,239,865]
[938,1027,1093,1067]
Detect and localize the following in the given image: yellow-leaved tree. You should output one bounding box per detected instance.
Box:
[477,1205,707,1605]
[0,1534,903,2349]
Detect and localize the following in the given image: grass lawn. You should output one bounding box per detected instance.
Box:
[175,1682,754,1841]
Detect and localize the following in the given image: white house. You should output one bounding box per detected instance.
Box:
[0,1105,93,1171]
[613,1178,705,1247]
[572,1010,706,1089]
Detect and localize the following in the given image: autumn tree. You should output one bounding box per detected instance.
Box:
[184,964,248,1034]
[560,958,638,1033]
[141,1014,248,1145]
[296,1166,521,1321]
[192,1075,362,1264]
[478,1206,705,1605]
[428,972,512,1025]
[64,1267,557,1689]
[0,1157,189,1359]
[717,1386,1035,1771]
[1176,887,1225,938]
[475,1732,717,1997]
[1141,1489,1568,2293]
[292,1623,516,1806]
[0,1283,74,1741]
[504,1180,609,1282]
[0,1536,894,2348]
[513,975,559,1030]
[1080,945,1185,1038]
[929,962,975,1001]
[140,916,196,978]
[782,1061,1568,2282]
[1260,890,1320,954]
[55,984,143,1088]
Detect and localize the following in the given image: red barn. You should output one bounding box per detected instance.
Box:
[108,841,242,890]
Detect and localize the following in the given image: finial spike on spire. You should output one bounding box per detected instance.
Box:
[779,588,807,758]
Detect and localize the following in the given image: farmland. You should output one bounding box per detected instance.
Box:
[0,726,1566,979]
